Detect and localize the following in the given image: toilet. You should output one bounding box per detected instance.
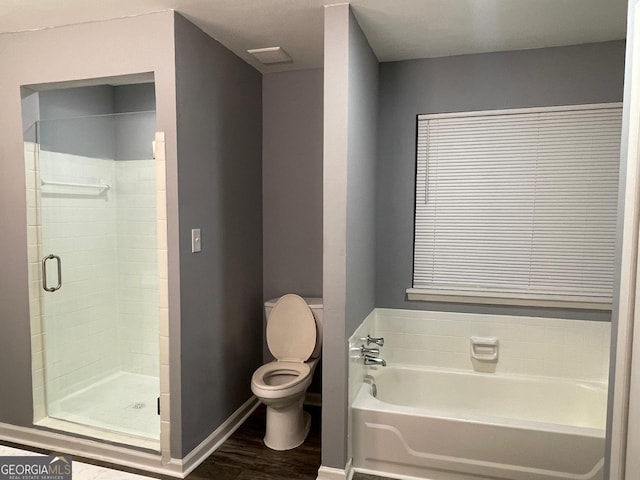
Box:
[251,294,323,450]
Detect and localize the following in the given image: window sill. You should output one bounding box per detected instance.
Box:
[406,288,612,311]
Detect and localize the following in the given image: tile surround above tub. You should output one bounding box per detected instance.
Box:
[372,309,610,383]
[349,311,375,403]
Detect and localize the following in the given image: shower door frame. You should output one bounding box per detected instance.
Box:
[24,130,170,452]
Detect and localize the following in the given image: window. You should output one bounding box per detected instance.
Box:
[408,104,623,309]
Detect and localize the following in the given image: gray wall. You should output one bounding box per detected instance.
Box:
[115,83,156,112]
[345,16,378,337]
[0,11,181,452]
[376,41,626,321]
[322,4,378,470]
[262,69,324,392]
[38,86,117,159]
[39,85,114,118]
[21,90,39,142]
[262,69,323,303]
[33,84,156,160]
[173,13,263,457]
[114,84,157,160]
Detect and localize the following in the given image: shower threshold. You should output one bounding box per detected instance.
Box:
[36,372,160,451]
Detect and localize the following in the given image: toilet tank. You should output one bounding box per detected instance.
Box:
[265,296,323,359]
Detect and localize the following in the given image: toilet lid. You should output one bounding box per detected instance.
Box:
[267,294,317,362]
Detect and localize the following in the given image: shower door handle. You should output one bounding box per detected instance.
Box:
[42,254,62,292]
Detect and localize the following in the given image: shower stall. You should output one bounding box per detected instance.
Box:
[23,92,164,450]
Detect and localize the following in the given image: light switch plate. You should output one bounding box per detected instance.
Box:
[191,228,201,253]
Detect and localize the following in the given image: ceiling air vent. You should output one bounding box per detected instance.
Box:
[247,46,292,65]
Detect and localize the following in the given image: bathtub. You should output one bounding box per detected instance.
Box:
[352,366,606,480]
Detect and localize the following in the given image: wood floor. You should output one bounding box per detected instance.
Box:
[185,404,387,480]
[186,403,322,480]
[1,404,389,480]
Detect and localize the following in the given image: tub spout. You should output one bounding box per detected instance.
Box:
[364,355,386,367]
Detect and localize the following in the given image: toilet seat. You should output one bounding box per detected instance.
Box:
[266,294,316,362]
[252,362,311,390]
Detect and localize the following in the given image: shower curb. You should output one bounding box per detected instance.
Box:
[0,395,259,479]
[0,421,181,477]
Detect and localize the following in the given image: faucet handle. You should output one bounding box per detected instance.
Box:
[360,335,384,347]
[360,345,380,356]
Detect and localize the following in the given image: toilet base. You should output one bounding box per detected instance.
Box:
[263,396,311,451]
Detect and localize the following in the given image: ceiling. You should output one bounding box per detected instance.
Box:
[0,0,629,73]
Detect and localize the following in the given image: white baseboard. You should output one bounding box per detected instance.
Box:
[179,396,260,477]
[0,396,259,479]
[317,458,354,480]
[0,421,182,477]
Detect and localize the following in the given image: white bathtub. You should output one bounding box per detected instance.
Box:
[352,366,607,480]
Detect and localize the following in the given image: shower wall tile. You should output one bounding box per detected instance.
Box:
[160,393,170,422]
[155,133,170,435]
[160,420,171,458]
[25,142,47,421]
[37,151,120,403]
[374,308,610,383]
[348,310,376,404]
[116,160,159,377]
[347,309,375,459]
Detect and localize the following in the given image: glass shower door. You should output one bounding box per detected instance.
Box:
[27,112,161,446]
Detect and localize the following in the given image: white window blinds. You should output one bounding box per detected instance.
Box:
[411,104,622,308]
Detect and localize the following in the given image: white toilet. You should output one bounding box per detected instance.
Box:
[250,294,323,450]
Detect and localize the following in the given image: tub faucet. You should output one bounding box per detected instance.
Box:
[360,335,385,347]
[360,345,380,356]
[363,355,386,367]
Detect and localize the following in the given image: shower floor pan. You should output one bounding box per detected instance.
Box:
[38,372,160,450]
